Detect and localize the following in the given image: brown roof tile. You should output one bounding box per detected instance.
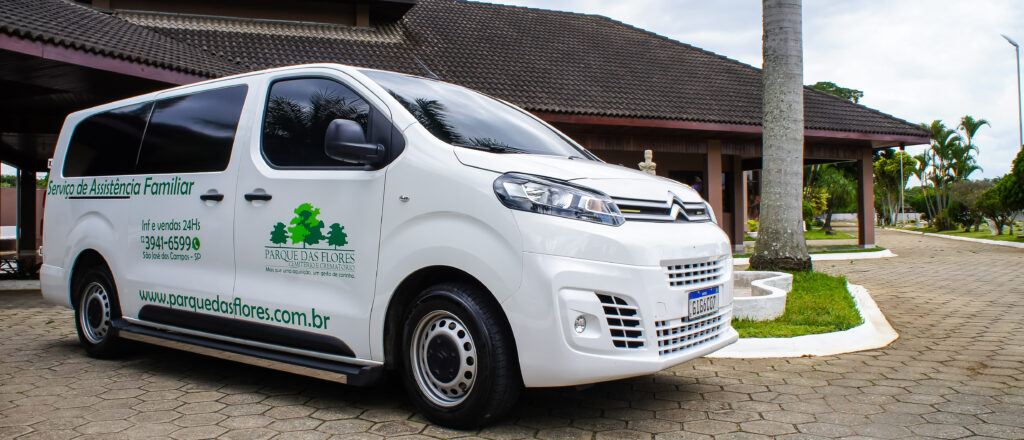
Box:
[0,0,237,77]
[1,0,928,138]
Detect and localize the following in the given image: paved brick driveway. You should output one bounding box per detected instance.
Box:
[0,229,1021,439]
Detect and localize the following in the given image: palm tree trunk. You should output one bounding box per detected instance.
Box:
[750,0,811,272]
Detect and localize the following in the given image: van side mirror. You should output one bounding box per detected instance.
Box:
[324,119,384,165]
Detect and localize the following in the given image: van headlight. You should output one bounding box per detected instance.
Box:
[705,202,718,224]
[493,173,624,226]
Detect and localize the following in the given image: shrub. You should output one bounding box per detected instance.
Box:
[746,220,759,232]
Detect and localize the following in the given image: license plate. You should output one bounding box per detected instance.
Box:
[688,286,719,318]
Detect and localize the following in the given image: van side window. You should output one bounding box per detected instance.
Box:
[136,85,248,174]
[262,78,370,167]
[63,102,152,177]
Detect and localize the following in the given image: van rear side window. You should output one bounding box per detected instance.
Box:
[137,85,248,174]
[63,102,152,177]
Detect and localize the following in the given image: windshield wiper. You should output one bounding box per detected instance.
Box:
[454,144,530,154]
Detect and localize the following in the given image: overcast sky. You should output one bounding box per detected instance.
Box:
[487,0,1024,183]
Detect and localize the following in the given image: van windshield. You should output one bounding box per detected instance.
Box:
[361,70,594,159]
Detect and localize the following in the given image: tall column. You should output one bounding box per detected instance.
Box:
[16,168,37,271]
[355,3,370,27]
[730,157,746,253]
[857,147,875,248]
[705,140,723,224]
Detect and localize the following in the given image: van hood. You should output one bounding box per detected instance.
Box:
[454,148,705,203]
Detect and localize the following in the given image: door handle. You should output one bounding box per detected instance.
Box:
[244,193,273,202]
[199,193,225,202]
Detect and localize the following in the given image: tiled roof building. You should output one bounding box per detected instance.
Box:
[1,0,925,252]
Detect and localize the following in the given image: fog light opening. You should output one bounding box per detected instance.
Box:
[574,315,587,334]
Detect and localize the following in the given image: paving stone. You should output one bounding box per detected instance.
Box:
[852,423,912,439]
[739,420,797,436]
[909,423,974,439]
[0,228,1021,439]
[681,420,738,435]
[170,424,229,440]
[536,426,592,440]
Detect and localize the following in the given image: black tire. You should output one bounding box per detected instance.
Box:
[72,264,123,358]
[401,282,521,428]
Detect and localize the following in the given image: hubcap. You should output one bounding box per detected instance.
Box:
[410,311,478,407]
[79,282,111,344]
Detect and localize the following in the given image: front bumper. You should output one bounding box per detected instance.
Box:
[503,251,737,387]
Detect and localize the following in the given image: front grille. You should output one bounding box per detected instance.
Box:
[596,293,644,349]
[655,309,727,356]
[612,197,711,223]
[665,257,726,288]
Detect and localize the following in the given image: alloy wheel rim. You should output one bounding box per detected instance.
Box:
[410,310,478,407]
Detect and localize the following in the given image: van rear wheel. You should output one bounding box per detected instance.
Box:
[401,282,520,428]
[73,265,123,358]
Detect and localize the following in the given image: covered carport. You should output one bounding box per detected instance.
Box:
[0,2,231,273]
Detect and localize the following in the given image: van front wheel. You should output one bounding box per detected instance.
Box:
[73,265,123,358]
[401,283,520,428]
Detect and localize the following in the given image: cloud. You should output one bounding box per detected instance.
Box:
[485,0,1024,180]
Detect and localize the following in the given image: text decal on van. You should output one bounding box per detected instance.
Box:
[47,176,196,199]
[264,203,356,279]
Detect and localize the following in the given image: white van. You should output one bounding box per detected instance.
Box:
[41,63,737,427]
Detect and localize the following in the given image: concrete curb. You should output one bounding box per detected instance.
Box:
[733,248,895,266]
[885,227,1024,249]
[733,271,790,321]
[708,282,898,358]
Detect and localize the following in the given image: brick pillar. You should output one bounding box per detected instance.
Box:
[731,157,746,253]
[857,147,875,248]
[705,140,723,225]
[16,168,37,271]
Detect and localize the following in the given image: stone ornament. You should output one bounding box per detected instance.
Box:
[638,149,657,175]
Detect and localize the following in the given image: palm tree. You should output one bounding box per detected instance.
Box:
[750,0,811,271]
[958,115,989,150]
[912,152,936,220]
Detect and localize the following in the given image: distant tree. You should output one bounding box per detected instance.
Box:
[905,186,935,221]
[326,223,348,249]
[995,173,1024,235]
[288,203,325,248]
[976,177,1017,235]
[811,81,864,103]
[911,152,937,219]
[270,222,289,245]
[1013,147,1024,194]
[958,115,989,153]
[802,187,828,229]
[873,150,914,226]
[815,166,856,234]
[950,180,994,231]
[0,174,47,188]
[944,200,972,231]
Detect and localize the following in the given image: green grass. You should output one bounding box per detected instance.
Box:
[732,271,863,338]
[746,229,855,241]
[809,245,886,254]
[803,229,855,240]
[904,226,1024,243]
[732,246,885,258]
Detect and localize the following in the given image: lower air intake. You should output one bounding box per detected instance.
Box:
[596,293,644,349]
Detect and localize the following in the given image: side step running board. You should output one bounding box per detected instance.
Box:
[113,320,383,386]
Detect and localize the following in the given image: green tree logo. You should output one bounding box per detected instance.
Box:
[287,203,326,248]
[270,222,289,245]
[326,223,348,249]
